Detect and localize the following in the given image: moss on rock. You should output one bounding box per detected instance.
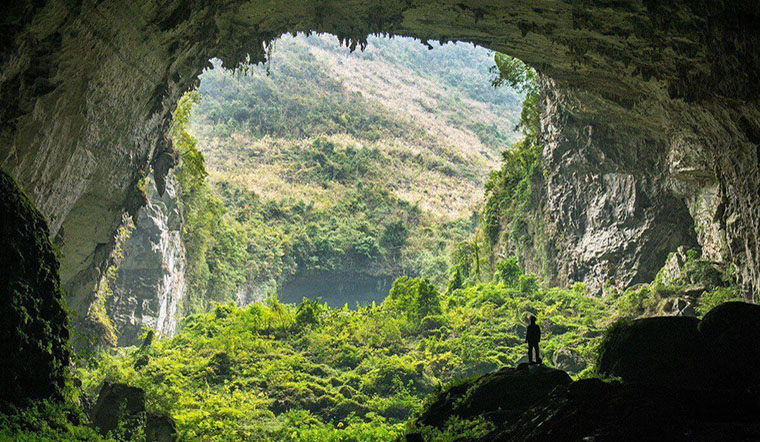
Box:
[0,169,70,406]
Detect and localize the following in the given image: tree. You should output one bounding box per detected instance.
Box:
[296,297,326,327]
[384,276,441,323]
[415,278,442,320]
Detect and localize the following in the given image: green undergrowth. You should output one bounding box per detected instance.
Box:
[78,273,612,441]
[0,400,105,442]
[611,248,741,319]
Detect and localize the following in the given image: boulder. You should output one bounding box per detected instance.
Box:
[416,364,571,428]
[598,302,760,390]
[89,381,176,441]
[90,382,146,435]
[491,379,760,442]
[145,413,178,442]
[699,302,760,388]
[597,316,704,387]
[551,348,586,374]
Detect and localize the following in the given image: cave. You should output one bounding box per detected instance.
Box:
[2,0,759,410]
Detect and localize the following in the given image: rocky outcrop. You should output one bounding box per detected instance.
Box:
[407,376,760,442]
[484,379,760,442]
[405,303,760,442]
[107,174,186,346]
[494,81,700,293]
[89,381,176,441]
[1,1,759,338]
[598,302,760,390]
[414,364,572,431]
[0,169,70,405]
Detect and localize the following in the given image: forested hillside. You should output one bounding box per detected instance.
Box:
[184,34,523,308]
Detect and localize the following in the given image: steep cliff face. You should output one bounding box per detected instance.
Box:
[492,82,702,292]
[1,0,759,338]
[108,175,186,346]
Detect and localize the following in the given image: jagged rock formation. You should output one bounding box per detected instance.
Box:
[107,175,186,346]
[1,1,759,338]
[0,170,70,405]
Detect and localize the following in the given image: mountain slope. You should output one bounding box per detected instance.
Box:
[187,34,523,306]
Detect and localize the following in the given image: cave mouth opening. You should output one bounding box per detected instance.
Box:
[3,3,760,440]
[107,31,531,345]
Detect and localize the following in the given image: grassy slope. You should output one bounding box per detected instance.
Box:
[189,34,522,299]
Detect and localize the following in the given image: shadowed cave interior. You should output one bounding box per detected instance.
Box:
[1,1,760,441]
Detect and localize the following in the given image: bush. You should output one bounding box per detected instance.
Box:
[494,257,522,287]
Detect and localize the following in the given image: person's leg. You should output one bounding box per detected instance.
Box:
[528,343,535,363]
[535,343,540,363]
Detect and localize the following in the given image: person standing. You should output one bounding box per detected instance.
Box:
[526,315,541,364]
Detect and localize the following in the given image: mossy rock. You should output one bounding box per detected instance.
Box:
[416,364,571,428]
[0,169,70,405]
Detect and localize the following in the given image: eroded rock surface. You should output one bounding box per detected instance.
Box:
[108,175,186,346]
[2,1,759,334]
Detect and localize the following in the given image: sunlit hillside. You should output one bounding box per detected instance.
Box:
[186,34,524,304]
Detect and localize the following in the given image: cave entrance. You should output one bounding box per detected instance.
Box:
[3,2,759,430]
[107,32,528,344]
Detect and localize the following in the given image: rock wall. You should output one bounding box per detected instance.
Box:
[0,170,70,405]
[108,175,186,346]
[1,0,759,338]
[493,81,702,293]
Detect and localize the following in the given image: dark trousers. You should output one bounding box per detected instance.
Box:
[528,342,540,363]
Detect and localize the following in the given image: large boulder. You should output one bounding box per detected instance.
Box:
[598,302,760,389]
[0,170,70,405]
[416,364,571,429]
[90,381,176,441]
[90,382,146,435]
[597,316,704,387]
[699,302,760,388]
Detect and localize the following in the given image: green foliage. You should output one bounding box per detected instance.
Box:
[385,277,442,324]
[494,256,522,287]
[414,416,495,442]
[491,54,539,137]
[613,248,742,319]
[696,286,743,316]
[78,276,612,441]
[445,268,463,295]
[0,400,108,442]
[171,91,254,313]
[296,298,328,328]
[483,53,545,268]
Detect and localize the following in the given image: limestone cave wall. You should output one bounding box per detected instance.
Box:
[1,0,758,337]
[107,174,186,346]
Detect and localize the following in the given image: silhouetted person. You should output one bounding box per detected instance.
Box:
[526,315,541,364]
